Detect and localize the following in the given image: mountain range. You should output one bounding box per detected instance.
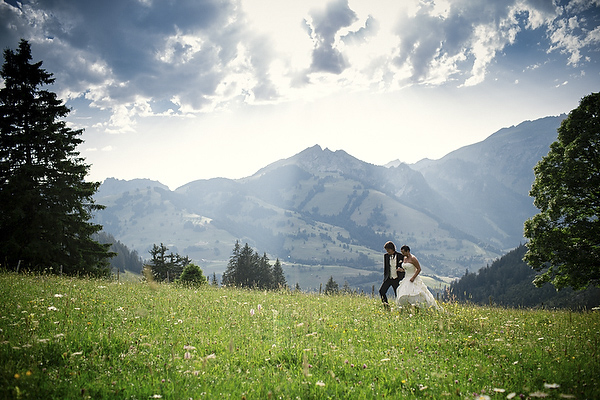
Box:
[93,115,565,290]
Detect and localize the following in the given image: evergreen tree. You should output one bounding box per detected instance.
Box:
[211,272,219,287]
[95,231,143,274]
[524,92,600,290]
[223,241,260,288]
[148,243,189,282]
[445,244,600,309]
[324,276,339,295]
[271,258,287,289]
[0,39,111,275]
[222,241,241,287]
[256,252,273,289]
[222,242,282,289]
[342,280,351,294]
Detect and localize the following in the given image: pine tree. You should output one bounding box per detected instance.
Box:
[222,242,282,289]
[222,241,241,287]
[95,231,143,274]
[223,241,260,287]
[255,252,273,289]
[342,280,351,294]
[271,258,287,289]
[148,243,189,282]
[0,40,111,275]
[324,276,339,295]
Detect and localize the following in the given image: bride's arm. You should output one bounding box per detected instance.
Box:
[410,257,421,282]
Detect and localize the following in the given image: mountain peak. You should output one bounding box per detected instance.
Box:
[251,144,362,178]
[97,177,170,197]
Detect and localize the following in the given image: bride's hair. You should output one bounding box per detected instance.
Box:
[400,245,410,252]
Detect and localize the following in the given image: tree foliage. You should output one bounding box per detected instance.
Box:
[178,263,207,287]
[271,258,287,289]
[0,40,111,275]
[445,244,600,309]
[324,275,339,295]
[95,231,144,274]
[524,92,600,290]
[222,241,287,290]
[147,243,190,282]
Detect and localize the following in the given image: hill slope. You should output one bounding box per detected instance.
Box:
[93,115,564,289]
[445,244,600,309]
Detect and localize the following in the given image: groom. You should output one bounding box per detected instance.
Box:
[379,241,405,306]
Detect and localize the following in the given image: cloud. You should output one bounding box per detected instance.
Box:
[341,15,378,45]
[0,0,248,125]
[547,6,600,66]
[305,0,358,74]
[392,0,553,85]
[1,0,598,136]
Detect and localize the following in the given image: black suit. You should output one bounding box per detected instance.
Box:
[379,251,405,304]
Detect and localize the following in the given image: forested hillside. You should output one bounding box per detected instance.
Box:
[445,244,600,310]
[94,232,144,274]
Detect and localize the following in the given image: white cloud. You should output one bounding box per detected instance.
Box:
[3,0,597,122]
[1,0,599,188]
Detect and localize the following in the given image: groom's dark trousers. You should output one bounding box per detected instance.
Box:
[379,251,405,304]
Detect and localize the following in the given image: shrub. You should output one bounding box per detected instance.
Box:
[178,263,207,287]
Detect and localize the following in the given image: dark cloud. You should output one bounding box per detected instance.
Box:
[306,0,358,74]
[0,0,246,116]
[311,44,347,74]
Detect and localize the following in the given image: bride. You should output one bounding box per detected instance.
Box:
[395,245,443,310]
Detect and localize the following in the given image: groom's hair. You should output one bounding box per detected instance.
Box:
[384,241,395,251]
[400,245,410,252]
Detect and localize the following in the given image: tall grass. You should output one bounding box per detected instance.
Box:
[1,272,598,399]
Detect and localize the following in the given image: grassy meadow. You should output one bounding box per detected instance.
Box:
[1,272,598,399]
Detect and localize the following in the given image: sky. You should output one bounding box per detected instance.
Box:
[1,0,599,190]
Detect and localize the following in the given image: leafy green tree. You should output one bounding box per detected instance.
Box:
[148,243,190,282]
[524,92,600,290]
[324,275,339,295]
[178,263,207,287]
[0,39,111,275]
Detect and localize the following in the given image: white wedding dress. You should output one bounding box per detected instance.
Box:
[395,263,443,310]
